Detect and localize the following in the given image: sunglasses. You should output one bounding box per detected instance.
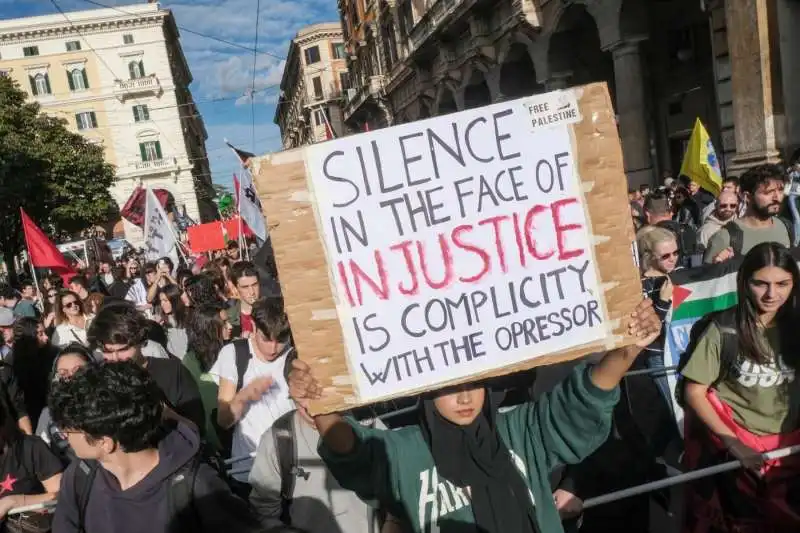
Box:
[659,250,679,261]
[47,292,57,298]
[719,203,737,209]
[63,301,79,309]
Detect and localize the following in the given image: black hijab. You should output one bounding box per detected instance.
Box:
[419,387,540,533]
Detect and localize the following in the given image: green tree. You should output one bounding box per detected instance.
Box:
[0,76,116,281]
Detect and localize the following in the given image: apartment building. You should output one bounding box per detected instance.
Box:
[274,22,350,148]
[0,3,216,242]
[339,0,800,185]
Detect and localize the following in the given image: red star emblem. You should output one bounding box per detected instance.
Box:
[0,474,16,495]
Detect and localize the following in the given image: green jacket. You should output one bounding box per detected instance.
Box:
[319,364,618,533]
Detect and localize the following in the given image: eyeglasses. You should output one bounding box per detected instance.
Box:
[659,250,680,261]
[62,301,79,309]
[47,292,57,298]
[719,203,738,209]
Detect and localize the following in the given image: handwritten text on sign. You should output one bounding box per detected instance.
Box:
[305,91,605,401]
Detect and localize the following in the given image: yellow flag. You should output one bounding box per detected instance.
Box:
[680,118,723,196]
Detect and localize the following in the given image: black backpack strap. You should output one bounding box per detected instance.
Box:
[711,309,738,389]
[74,460,100,533]
[778,216,796,247]
[166,459,202,532]
[724,221,744,256]
[273,411,298,524]
[233,339,252,392]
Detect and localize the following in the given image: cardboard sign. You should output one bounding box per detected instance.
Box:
[254,83,642,414]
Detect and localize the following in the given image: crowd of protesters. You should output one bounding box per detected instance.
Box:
[0,164,791,533]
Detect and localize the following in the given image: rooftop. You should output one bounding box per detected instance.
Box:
[0,2,164,34]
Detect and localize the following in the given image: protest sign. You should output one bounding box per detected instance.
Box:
[253,83,642,414]
[144,187,179,266]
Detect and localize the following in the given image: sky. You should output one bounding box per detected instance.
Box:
[0,0,341,191]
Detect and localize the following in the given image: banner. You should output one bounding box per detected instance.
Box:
[254,83,643,414]
[20,209,76,285]
[663,258,742,425]
[237,168,268,242]
[143,187,179,265]
[680,118,723,197]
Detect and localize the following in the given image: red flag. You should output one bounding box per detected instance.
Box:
[20,209,76,285]
[121,186,171,227]
[363,122,370,132]
[233,174,240,207]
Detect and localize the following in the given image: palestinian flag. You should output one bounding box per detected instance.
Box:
[663,248,800,425]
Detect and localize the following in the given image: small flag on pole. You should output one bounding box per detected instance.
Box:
[320,108,336,140]
[225,141,256,167]
[20,209,76,285]
[680,118,723,196]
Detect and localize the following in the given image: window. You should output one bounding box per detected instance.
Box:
[314,108,331,127]
[23,46,39,57]
[75,111,97,130]
[339,72,351,91]
[65,41,81,52]
[139,140,162,162]
[304,46,321,65]
[133,104,150,122]
[123,34,134,44]
[333,43,346,60]
[68,68,89,91]
[29,73,51,96]
[312,76,323,99]
[128,60,145,79]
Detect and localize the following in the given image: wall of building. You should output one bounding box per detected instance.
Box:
[0,5,212,245]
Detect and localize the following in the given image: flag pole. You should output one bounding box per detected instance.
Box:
[19,209,43,305]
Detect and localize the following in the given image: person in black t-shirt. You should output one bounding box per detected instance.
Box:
[87,304,206,436]
[0,392,62,520]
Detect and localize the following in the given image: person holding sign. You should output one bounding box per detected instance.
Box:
[288,298,661,533]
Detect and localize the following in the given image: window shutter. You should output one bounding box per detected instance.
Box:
[44,74,51,94]
[29,75,37,96]
[143,106,149,120]
[133,106,140,122]
[75,114,81,129]
[155,141,162,159]
[90,112,97,128]
[67,70,75,91]
[82,69,89,89]
[129,62,136,79]
[139,60,145,77]
[139,143,147,161]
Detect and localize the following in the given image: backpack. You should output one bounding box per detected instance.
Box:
[73,456,204,533]
[272,411,299,525]
[674,308,738,407]
[725,217,795,256]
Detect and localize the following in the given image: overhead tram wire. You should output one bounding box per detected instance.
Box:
[251,0,262,153]
[48,0,179,156]
[77,0,287,62]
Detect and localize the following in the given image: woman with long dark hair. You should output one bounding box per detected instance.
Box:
[681,242,800,532]
[9,318,53,428]
[183,304,233,452]
[157,283,188,360]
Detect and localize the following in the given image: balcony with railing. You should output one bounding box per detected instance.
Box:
[118,157,179,178]
[407,0,466,53]
[343,75,384,120]
[113,75,163,101]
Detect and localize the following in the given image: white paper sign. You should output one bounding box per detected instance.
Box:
[144,187,178,265]
[305,92,604,402]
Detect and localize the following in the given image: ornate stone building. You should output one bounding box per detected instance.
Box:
[0,3,217,242]
[338,0,800,186]
[274,23,350,148]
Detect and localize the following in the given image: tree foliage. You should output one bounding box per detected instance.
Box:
[0,76,116,272]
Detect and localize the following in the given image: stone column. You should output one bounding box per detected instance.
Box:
[725,0,781,173]
[608,38,654,188]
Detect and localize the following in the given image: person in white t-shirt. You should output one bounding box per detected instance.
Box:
[211,297,295,482]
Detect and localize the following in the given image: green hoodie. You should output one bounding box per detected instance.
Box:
[319,364,619,533]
